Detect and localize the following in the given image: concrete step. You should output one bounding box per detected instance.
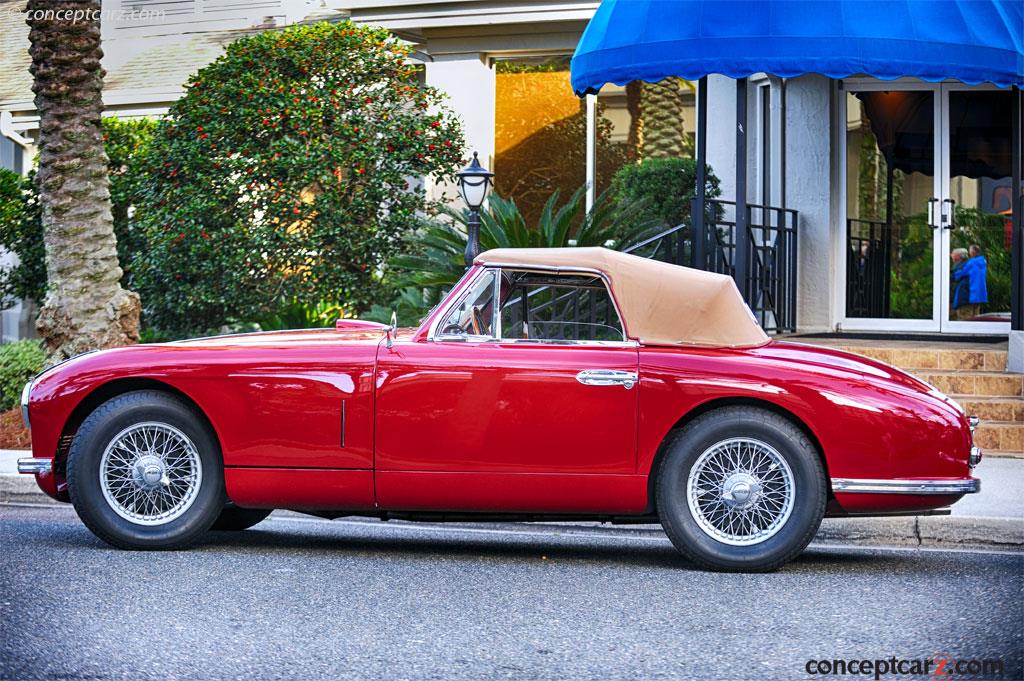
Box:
[915,370,1023,397]
[953,395,1024,422]
[986,450,1024,459]
[972,421,1023,454]
[835,345,1007,372]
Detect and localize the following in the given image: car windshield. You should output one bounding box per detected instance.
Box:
[436,271,496,337]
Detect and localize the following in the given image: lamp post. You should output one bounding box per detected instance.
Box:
[457,152,494,267]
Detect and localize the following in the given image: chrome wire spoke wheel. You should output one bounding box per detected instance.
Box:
[99,422,203,526]
[686,437,795,546]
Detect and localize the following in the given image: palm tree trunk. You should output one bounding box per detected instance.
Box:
[640,77,687,159]
[625,81,643,161]
[26,0,140,361]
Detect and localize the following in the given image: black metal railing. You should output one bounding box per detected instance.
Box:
[623,222,692,265]
[695,199,799,333]
[845,218,891,318]
[612,201,799,333]
[494,198,799,336]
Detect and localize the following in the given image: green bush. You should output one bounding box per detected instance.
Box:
[132,20,464,336]
[0,119,156,310]
[610,157,720,229]
[0,340,44,410]
[0,169,44,307]
[104,117,158,288]
[257,298,344,331]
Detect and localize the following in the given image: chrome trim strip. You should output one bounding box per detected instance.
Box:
[17,458,51,475]
[21,381,31,430]
[831,477,980,495]
[494,338,639,348]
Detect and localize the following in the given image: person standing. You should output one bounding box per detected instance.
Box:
[950,248,969,317]
[952,244,988,320]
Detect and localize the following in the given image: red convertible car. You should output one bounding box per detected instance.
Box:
[18,248,980,571]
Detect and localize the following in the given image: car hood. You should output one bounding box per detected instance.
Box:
[166,326,407,348]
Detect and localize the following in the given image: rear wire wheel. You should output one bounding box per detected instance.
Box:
[656,406,826,572]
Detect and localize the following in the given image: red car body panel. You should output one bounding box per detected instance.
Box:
[28,330,381,508]
[24,269,976,518]
[224,468,375,511]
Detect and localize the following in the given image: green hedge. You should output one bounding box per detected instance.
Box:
[610,157,720,229]
[0,340,44,411]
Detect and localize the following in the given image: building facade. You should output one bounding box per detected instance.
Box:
[0,0,1017,342]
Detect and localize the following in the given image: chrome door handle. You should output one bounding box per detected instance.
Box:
[927,197,939,229]
[942,198,956,229]
[575,369,638,389]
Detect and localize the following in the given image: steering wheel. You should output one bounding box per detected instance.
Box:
[440,322,465,336]
[469,306,482,335]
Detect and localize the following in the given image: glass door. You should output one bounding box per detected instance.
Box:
[938,86,1014,333]
[842,85,942,331]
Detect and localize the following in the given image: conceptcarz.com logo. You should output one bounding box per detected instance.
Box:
[804,655,1005,679]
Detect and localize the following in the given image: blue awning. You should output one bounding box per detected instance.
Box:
[571,0,1024,95]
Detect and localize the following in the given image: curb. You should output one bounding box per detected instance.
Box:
[0,474,62,506]
[3,474,1021,551]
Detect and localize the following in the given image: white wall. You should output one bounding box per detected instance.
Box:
[704,73,835,332]
[424,53,496,202]
[783,75,834,332]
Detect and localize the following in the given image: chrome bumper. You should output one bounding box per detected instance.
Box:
[17,458,52,475]
[21,381,31,430]
[831,478,980,495]
[967,416,982,467]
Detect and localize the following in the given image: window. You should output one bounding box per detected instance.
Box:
[0,137,23,175]
[594,77,695,196]
[434,269,627,343]
[493,56,584,226]
[493,55,694,223]
[436,270,497,338]
[498,271,624,342]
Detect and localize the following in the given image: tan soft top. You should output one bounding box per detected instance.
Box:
[475,247,768,348]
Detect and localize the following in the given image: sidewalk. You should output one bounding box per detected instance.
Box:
[2,449,1020,549]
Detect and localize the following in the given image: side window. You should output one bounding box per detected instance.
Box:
[498,271,625,342]
[436,270,497,338]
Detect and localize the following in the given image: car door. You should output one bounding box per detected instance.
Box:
[374,267,644,514]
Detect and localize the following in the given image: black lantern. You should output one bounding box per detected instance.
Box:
[456,152,494,267]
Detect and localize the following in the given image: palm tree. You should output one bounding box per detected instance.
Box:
[26,0,140,361]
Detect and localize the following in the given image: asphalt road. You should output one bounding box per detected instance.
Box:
[1,504,1021,681]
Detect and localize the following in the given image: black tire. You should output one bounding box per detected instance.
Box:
[67,390,225,550]
[656,406,826,572]
[210,506,272,531]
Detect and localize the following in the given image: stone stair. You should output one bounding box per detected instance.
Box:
[829,343,1023,457]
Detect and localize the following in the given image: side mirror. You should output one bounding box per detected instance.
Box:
[386,310,397,349]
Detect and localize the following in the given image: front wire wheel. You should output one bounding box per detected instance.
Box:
[99,422,203,526]
[67,390,225,550]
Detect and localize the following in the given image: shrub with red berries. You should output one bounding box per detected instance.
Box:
[134,21,464,334]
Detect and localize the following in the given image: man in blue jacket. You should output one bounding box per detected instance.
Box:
[952,244,988,320]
